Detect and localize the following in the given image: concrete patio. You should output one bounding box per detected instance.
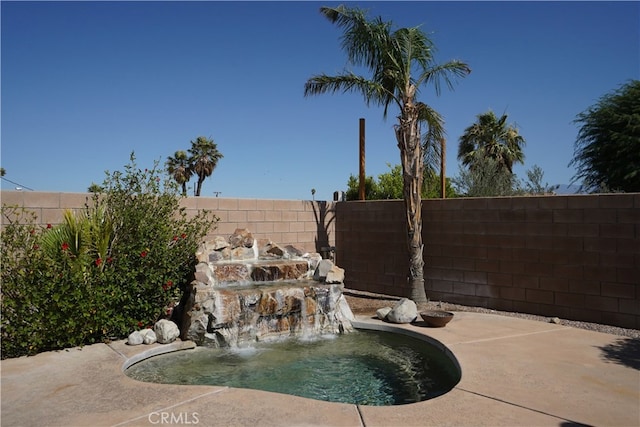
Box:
[2,312,638,427]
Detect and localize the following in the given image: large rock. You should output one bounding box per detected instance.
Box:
[127,331,143,345]
[229,228,254,248]
[376,307,392,320]
[141,328,157,345]
[313,259,335,281]
[325,265,345,284]
[386,298,418,324]
[154,319,180,344]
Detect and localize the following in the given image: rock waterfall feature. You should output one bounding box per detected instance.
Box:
[181,229,354,347]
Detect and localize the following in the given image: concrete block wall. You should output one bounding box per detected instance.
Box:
[336,194,640,329]
[180,197,336,253]
[0,191,336,254]
[3,190,638,328]
[334,200,409,296]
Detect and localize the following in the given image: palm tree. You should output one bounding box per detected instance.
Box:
[87,183,104,193]
[166,150,193,196]
[304,5,470,303]
[458,111,525,174]
[188,136,223,197]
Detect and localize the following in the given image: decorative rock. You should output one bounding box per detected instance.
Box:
[313,259,334,281]
[181,229,355,345]
[231,246,256,260]
[251,262,308,282]
[208,251,225,262]
[303,252,323,272]
[154,319,180,344]
[284,245,304,258]
[229,228,254,248]
[127,331,143,346]
[213,263,250,283]
[377,307,392,320]
[325,265,345,284]
[194,262,213,284]
[211,236,229,250]
[141,329,157,344]
[550,317,562,324]
[260,241,285,258]
[386,298,418,324]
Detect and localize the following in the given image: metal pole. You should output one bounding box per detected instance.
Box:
[441,138,446,199]
[359,118,366,200]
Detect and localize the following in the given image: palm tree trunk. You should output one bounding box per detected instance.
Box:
[395,105,427,304]
[195,177,203,197]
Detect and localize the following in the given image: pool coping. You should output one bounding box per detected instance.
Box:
[1,312,638,426]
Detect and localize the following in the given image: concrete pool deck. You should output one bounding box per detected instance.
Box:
[1,312,639,427]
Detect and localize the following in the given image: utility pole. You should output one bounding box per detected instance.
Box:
[359,118,366,200]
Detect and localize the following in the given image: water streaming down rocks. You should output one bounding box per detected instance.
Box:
[181,229,355,347]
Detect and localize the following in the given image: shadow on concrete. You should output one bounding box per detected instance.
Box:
[598,337,640,370]
[343,290,401,302]
[559,422,594,427]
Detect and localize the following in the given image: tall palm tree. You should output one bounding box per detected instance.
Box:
[304,5,470,303]
[458,111,525,174]
[188,136,223,197]
[166,150,192,196]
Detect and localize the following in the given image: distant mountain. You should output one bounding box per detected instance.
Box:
[554,184,581,195]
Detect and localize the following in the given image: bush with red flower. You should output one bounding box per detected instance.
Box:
[1,153,218,359]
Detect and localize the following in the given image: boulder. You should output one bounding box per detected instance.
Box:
[325,265,345,284]
[263,242,285,258]
[313,259,334,281]
[127,331,143,345]
[376,307,392,320]
[154,319,180,344]
[386,298,418,324]
[211,236,229,250]
[303,252,323,272]
[284,245,304,258]
[229,228,254,248]
[141,329,157,345]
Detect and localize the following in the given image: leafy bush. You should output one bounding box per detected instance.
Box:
[345,163,457,200]
[452,156,518,197]
[1,153,217,359]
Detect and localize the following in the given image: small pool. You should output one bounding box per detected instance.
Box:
[126,328,460,406]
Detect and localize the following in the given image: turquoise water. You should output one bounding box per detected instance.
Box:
[125,330,460,406]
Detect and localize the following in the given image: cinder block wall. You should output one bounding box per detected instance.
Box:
[181,197,336,253]
[4,190,638,328]
[336,194,640,329]
[0,191,336,254]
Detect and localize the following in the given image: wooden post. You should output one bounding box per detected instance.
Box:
[440,138,446,199]
[359,118,366,200]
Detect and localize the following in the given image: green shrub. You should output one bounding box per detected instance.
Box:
[1,153,217,359]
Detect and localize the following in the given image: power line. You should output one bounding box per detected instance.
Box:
[1,176,34,191]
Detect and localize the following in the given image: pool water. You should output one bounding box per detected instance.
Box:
[125,329,460,406]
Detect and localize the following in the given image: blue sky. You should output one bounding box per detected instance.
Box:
[2,1,638,199]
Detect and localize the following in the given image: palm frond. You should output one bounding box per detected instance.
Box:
[417,103,445,173]
[415,60,471,96]
[304,73,393,108]
[320,6,392,72]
